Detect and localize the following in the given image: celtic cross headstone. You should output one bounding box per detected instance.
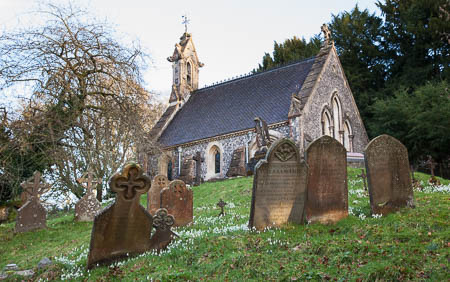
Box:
[15,171,50,232]
[87,163,177,269]
[75,170,102,221]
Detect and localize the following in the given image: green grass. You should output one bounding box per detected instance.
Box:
[0,168,449,281]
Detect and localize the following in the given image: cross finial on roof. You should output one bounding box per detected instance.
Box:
[321,23,332,45]
[182,14,190,33]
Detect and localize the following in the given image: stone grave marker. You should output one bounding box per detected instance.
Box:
[87,163,177,269]
[193,151,204,186]
[226,147,246,177]
[306,135,348,224]
[178,157,195,185]
[147,175,168,215]
[15,171,50,233]
[249,138,308,230]
[160,180,193,227]
[75,170,102,222]
[364,134,414,215]
[217,198,227,217]
[358,169,368,191]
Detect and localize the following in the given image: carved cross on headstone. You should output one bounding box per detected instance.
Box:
[193,151,204,186]
[216,198,227,217]
[77,170,101,194]
[20,171,51,203]
[358,169,368,191]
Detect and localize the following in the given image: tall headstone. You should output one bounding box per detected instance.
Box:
[178,157,195,185]
[306,136,348,224]
[249,138,308,230]
[15,171,50,233]
[147,175,168,215]
[364,134,414,215]
[226,147,246,177]
[75,170,102,222]
[87,163,177,269]
[193,151,204,186]
[160,180,193,227]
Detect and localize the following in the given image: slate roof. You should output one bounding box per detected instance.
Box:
[149,104,177,137]
[158,57,316,147]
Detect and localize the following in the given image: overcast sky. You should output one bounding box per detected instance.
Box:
[1,0,379,102]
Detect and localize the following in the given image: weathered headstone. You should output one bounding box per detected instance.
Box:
[306,135,348,224]
[160,180,193,227]
[87,163,177,269]
[364,135,414,215]
[15,171,50,233]
[75,170,102,222]
[217,198,227,217]
[193,151,204,186]
[178,157,195,185]
[249,138,308,230]
[226,147,246,177]
[20,171,50,204]
[147,175,168,215]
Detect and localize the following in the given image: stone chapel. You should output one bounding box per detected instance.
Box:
[149,25,368,183]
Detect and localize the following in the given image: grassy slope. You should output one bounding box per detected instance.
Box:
[0,168,448,281]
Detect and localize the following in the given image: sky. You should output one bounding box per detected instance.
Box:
[0,0,379,103]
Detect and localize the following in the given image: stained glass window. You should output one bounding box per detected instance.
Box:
[215,150,220,174]
[167,160,173,181]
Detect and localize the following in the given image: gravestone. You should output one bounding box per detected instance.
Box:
[15,171,50,233]
[306,135,348,224]
[147,175,168,215]
[217,198,227,217]
[358,169,368,191]
[20,172,50,204]
[193,151,204,186]
[87,163,177,269]
[75,170,102,222]
[249,138,308,230]
[178,157,195,185]
[160,180,193,227]
[226,147,246,177]
[364,135,414,215]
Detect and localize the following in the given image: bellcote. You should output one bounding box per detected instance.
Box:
[168,32,204,103]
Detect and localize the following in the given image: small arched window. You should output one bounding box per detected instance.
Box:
[332,95,342,141]
[321,110,332,136]
[215,150,220,174]
[167,160,173,181]
[343,121,353,152]
[186,62,192,86]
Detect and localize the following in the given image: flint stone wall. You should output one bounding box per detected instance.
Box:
[167,126,290,180]
[301,51,368,153]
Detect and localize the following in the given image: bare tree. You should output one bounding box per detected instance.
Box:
[0,3,162,202]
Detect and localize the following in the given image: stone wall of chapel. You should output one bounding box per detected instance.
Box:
[301,51,368,153]
[168,125,290,181]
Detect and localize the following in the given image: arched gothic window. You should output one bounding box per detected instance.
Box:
[321,110,332,136]
[215,150,220,174]
[167,160,173,181]
[206,144,222,179]
[332,95,342,141]
[343,121,353,152]
[186,62,192,86]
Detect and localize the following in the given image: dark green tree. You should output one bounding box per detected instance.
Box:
[329,5,387,130]
[256,36,321,72]
[377,0,450,90]
[371,81,450,163]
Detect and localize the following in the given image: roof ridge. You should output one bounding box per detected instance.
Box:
[197,56,316,91]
